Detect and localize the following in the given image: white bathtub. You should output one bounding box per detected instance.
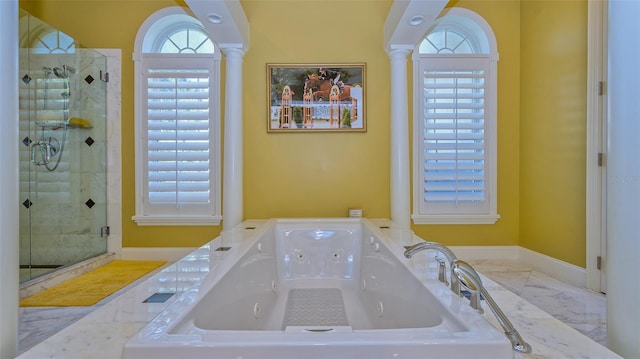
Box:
[123,218,511,358]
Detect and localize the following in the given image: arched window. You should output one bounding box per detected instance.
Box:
[412,8,499,224]
[32,30,75,54]
[132,7,221,225]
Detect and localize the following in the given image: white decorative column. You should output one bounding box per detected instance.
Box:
[388,47,412,230]
[607,1,640,357]
[0,1,19,357]
[221,47,245,230]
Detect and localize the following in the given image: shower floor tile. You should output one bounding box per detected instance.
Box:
[19,268,57,283]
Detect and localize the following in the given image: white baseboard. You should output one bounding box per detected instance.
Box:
[451,245,586,288]
[517,247,587,288]
[121,247,197,262]
[448,245,520,260]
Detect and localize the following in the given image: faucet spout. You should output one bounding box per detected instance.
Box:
[452,260,483,312]
[452,259,532,353]
[404,241,456,262]
[404,241,460,294]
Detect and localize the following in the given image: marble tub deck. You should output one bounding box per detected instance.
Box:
[17,244,615,358]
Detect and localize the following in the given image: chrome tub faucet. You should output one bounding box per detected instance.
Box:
[404,241,460,295]
[403,241,532,354]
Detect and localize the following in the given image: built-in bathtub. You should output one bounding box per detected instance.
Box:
[123,218,511,358]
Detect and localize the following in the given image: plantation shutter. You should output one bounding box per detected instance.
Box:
[142,55,214,215]
[420,57,490,214]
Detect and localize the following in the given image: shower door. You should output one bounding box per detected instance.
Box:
[19,10,109,283]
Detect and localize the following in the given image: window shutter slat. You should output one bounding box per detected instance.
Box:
[148,152,210,162]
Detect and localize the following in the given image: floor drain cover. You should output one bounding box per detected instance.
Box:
[283,288,348,329]
[143,292,175,303]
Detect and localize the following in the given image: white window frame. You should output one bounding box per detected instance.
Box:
[412,7,499,224]
[132,6,221,226]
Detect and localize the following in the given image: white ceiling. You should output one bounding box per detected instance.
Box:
[185,0,250,51]
[384,0,449,51]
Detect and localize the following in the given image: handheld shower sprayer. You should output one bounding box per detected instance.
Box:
[52,65,76,78]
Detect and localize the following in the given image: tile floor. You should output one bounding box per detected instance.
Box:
[17,259,608,355]
[18,271,155,355]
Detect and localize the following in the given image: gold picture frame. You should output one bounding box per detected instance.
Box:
[267,63,366,132]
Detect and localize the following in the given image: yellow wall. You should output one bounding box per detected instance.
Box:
[519,0,588,267]
[18,0,589,267]
[243,1,392,219]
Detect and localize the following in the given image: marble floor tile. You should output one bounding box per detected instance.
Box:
[18,307,93,355]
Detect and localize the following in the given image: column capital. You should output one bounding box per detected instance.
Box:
[386,45,413,58]
[219,46,246,59]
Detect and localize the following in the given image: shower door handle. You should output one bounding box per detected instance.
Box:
[31,141,51,166]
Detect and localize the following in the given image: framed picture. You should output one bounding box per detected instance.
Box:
[267,63,366,132]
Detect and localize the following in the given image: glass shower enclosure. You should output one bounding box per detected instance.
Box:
[18,10,108,283]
